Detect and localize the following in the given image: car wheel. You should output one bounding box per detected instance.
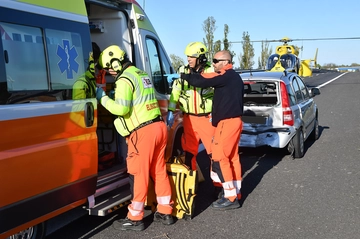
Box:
[8,223,46,239]
[310,116,319,140]
[293,128,304,158]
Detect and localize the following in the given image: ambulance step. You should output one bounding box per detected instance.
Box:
[88,185,132,216]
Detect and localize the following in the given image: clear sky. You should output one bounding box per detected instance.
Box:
[141,0,360,67]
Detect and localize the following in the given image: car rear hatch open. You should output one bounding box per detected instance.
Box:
[241,80,291,148]
[242,81,280,125]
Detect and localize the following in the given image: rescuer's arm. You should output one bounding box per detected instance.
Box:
[181,72,223,88]
[97,77,133,116]
[73,80,88,100]
[168,77,182,111]
[167,77,182,127]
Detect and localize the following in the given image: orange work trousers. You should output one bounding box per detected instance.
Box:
[181,113,215,170]
[126,121,173,221]
[211,117,242,201]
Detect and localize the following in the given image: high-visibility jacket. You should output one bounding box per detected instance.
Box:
[181,64,244,127]
[101,65,161,137]
[168,62,214,115]
[72,70,97,99]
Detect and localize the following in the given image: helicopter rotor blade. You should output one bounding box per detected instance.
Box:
[228,36,360,44]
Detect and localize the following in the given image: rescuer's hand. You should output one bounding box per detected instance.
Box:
[96,87,106,101]
[167,110,174,127]
[167,73,180,82]
[109,90,115,100]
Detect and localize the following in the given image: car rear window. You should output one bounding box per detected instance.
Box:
[243,81,278,106]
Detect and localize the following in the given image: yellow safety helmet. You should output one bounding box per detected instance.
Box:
[99,45,126,72]
[184,42,208,58]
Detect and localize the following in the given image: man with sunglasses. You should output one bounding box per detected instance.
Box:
[167,42,223,196]
[181,50,244,210]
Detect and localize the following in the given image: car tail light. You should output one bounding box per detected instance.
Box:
[280,81,294,126]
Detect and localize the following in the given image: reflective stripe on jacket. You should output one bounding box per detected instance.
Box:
[101,66,160,136]
[168,63,214,115]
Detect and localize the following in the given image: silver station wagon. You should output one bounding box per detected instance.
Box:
[239,71,320,158]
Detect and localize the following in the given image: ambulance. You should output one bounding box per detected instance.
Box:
[0,0,183,238]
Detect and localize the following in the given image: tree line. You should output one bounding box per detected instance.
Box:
[169,16,357,71]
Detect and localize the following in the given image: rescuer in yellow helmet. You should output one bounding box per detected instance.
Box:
[96,45,174,231]
[167,42,223,198]
[73,42,102,99]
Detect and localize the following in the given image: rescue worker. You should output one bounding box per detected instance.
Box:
[181,50,244,210]
[73,42,102,99]
[167,42,222,196]
[96,45,174,231]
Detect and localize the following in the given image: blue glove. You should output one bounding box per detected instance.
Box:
[109,90,115,100]
[167,111,174,127]
[167,73,180,83]
[96,87,106,101]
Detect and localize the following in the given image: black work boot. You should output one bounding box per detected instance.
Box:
[113,217,145,231]
[153,211,175,225]
[212,197,240,210]
[213,186,224,199]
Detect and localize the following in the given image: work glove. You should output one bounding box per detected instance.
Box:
[167,73,180,84]
[109,90,115,100]
[167,110,174,127]
[96,87,106,101]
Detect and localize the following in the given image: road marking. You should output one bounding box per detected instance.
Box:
[317,72,347,88]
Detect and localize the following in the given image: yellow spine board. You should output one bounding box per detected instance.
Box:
[166,162,197,220]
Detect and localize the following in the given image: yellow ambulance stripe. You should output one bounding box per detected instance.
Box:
[16,0,87,16]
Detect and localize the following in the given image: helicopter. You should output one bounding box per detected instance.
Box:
[266,37,318,77]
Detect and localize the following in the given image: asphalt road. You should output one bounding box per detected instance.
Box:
[47,70,360,239]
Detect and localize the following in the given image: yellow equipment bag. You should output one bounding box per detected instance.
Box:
[166,155,197,220]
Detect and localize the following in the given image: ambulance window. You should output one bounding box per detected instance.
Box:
[45,29,85,90]
[0,22,47,91]
[145,37,172,94]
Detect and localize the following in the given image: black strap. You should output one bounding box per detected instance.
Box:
[130,115,163,134]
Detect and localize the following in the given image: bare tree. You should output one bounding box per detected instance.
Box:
[169,54,185,72]
[239,31,254,69]
[258,40,272,69]
[202,16,217,62]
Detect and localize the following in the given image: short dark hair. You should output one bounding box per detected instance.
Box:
[92,42,101,62]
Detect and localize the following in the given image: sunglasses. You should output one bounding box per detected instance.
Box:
[212,59,229,64]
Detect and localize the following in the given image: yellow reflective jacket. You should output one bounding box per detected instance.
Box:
[168,62,214,115]
[101,66,161,137]
[72,70,97,99]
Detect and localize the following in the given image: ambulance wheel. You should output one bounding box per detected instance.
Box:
[8,223,46,239]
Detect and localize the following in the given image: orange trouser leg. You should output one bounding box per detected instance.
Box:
[151,123,173,215]
[211,118,242,201]
[181,114,201,170]
[189,114,222,185]
[182,113,215,170]
[126,122,172,221]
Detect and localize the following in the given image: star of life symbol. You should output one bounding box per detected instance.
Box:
[57,39,79,79]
